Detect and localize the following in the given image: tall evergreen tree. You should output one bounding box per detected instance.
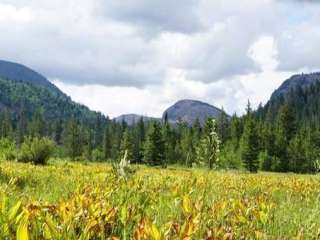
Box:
[132,117,145,163]
[120,129,134,161]
[103,122,112,160]
[64,117,82,160]
[1,109,13,140]
[143,121,165,166]
[30,109,46,137]
[240,102,260,173]
[216,108,230,145]
[275,103,296,172]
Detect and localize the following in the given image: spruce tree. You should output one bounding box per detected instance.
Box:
[1,109,13,140]
[30,109,46,137]
[120,129,134,162]
[240,102,260,173]
[64,117,82,160]
[275,103,296,172]
[143,121,165,166]
[132,117,145,163]
[217,108,230,145]
[103,123,111,160]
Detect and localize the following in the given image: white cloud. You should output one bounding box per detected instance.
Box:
[1,0,320,117]
[0,3,33,23]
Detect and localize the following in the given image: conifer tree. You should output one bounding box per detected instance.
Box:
[30,109,45,137]
[240,102,260,173]
[1,109,13,140]
[132,117,145,163]
[64,117,82,160]
[216,108,230,145]
[120,129,134,162]
[16,107,27,145]
[275,103,296,172]
[103,123,111,160]
[143,121,165,166]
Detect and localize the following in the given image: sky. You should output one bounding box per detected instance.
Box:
[1,0,320,118]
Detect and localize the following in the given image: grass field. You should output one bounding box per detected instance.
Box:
[0,160,320,239]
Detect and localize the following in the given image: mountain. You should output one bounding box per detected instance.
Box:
[0,61,104,125]
[113,114,160,125]
[258,72,320,124]
[163,99,226,125]
[0,60,62,94]
[271,72,320,99]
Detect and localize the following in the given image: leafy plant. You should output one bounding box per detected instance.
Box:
[112,150,135,181]
[0,138,16,161]
[17,137,54,165]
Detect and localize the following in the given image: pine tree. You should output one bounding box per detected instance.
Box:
[216,108,230,145]
[275,103,296,172]
[1,109,13,140]
[84,129,93,161]
[30,109,46,137]
[103,123,111,160]
[240,102,260,173]
[196,118,220,169]
[181,128,196,167]
[230,114,243,148]
[16,106,27,145]
[143,121,165,166]
[64,117,82,160]
[120,129,134,162]
[132,117,145,163]
[53,120,63,144]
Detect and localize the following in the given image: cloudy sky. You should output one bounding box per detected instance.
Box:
[1,0,319,118]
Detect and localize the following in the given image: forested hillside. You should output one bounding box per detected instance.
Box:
[0,60,62,94]
[1,68,320,173]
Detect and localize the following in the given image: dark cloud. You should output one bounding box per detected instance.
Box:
[0,0,320,90]
[98,0,203,35]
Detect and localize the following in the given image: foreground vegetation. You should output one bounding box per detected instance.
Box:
[1,160,320,239]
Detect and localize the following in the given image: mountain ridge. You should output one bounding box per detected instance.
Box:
[0,60,62,94]
[271,72,320,99]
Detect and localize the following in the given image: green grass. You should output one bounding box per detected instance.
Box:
[1,159,320,239]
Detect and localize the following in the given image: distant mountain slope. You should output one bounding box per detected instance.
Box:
[0,60,62,94]
[271,72,320,99]
[258,72,320,124]
[163,99,226,125]
[0,77,104,124]
[113,114,160,125]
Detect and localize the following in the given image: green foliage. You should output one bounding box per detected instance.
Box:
[0,138,16,161]
[112,150,136,181]
[64,117,82,160]
[219,141,242,169]
[240,102,260,173]
[17,137,54,165]
[196,118,220,169]
[91,149,105,162]
[143,122,165,166]
[119,129,134,162]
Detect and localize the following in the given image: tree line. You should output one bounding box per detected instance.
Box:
[1,81,320,173]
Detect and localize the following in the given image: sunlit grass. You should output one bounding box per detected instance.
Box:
[0,160,319,239]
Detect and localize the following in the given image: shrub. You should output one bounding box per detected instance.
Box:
[91,149,105,162]
[17,137,55,165]
[0,138,17,161]
[112,150,135,180]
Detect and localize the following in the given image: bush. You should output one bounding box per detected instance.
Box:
[17,137,55,165]
[91,149,105,162]
[0,138,17,161]
[218,142,242,170]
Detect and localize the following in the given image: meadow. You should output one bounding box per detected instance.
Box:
[0,160,320,239]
